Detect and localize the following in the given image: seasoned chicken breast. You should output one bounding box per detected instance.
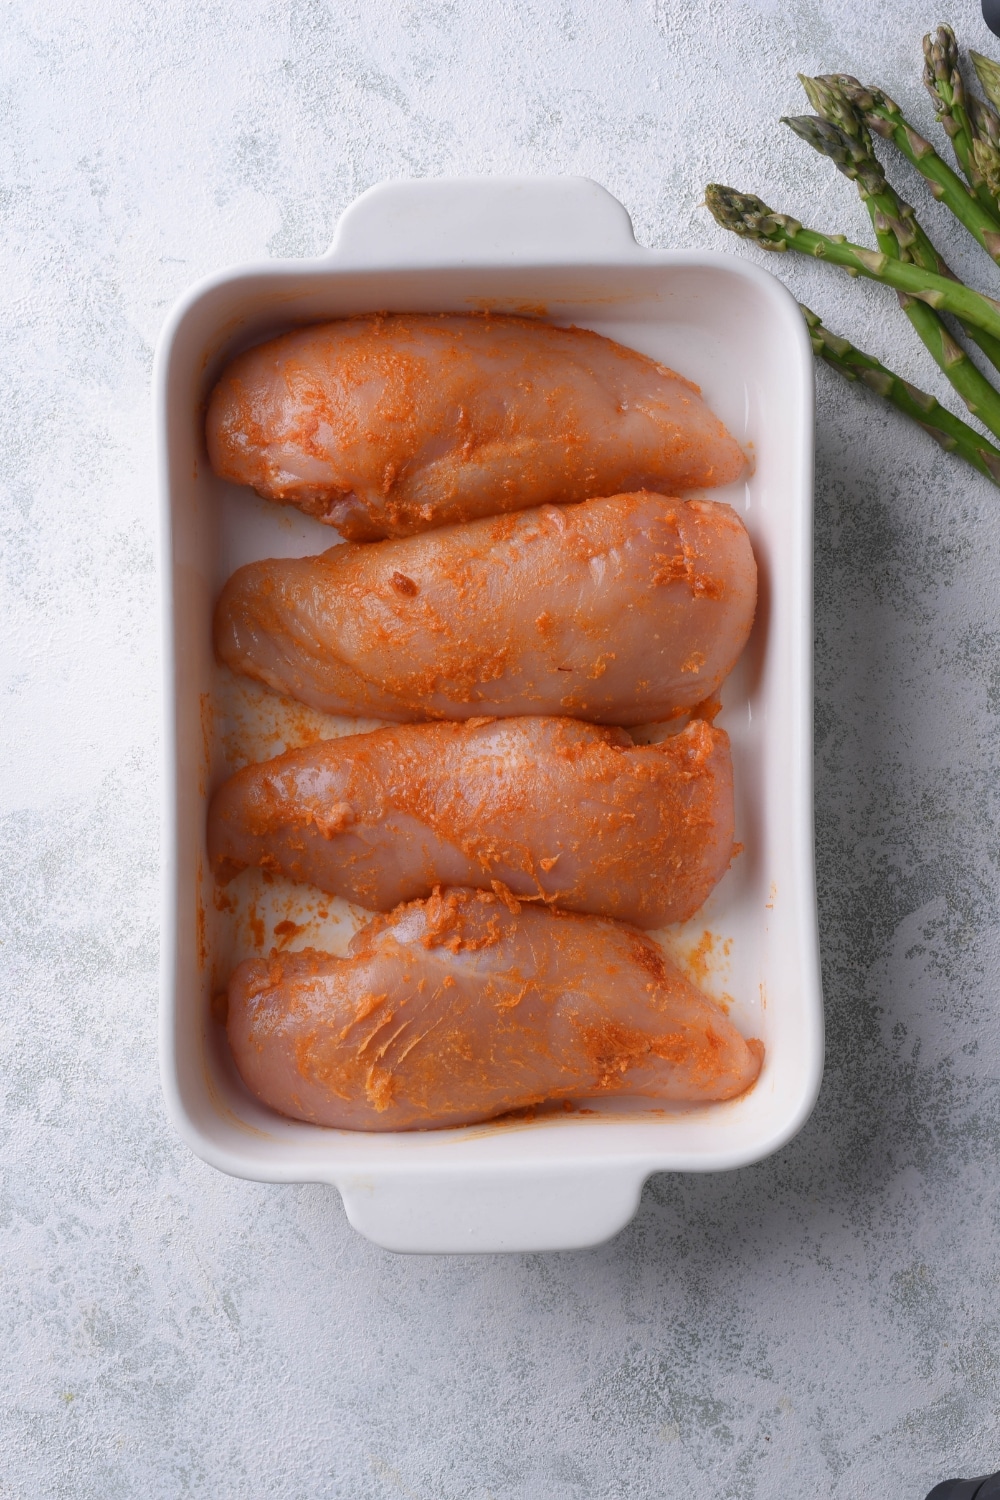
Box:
[214,490,757,726]
[226,888,764,1131]
[206,313,747,539]
[208,716,735,927]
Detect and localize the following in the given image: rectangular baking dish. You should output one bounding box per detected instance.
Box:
[154,176,822,1254]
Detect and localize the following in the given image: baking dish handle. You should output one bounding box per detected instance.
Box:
[336,1164,647,1254]
[324,175,643,268]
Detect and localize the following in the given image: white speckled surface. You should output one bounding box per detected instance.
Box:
[3,1,1000,1494]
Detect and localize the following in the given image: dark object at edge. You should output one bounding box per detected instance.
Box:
[984,0,1000,41]
[927,1471,1000,1500]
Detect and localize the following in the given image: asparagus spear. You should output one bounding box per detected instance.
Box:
[704,185,1000,341]
[785,110,923,261]
[799,70,984,258]
[969,95,1000,204]
[800,73,875,151]
[922,25,998,218]
[971,49,1000,114]
[784,113,1000,433]
[964,53,1000,201]
[815,73,1000,262]
[924,28,1000,220]
[801,304,1000,486]
[797,76,1000,373]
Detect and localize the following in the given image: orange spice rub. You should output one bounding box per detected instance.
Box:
[207,715,736,928]
[226,889,764,1131]
[206,313,747,540]
[214,490,758,726]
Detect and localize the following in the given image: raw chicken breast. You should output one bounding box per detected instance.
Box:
[208,716,734,927]
[214,490,757,726]
[226,888,764,1130]
[206,313,747,540]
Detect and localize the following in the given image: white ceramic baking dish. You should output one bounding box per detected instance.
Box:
[154,176,822,1254]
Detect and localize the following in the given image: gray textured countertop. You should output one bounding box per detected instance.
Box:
[3,1,1000,1495]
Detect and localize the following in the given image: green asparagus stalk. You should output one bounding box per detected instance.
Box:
[801,304,1000,486]
[817,73,1000,262]
[922,25,999,219]
[797,76,1000,373]
[784,113,1000,432]
[704,184,1000,341]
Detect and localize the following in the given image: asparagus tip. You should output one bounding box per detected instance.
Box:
[923,23,958,78]
[704,185,772,237]
[971,49,1000,116]
[797,73,874,150]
